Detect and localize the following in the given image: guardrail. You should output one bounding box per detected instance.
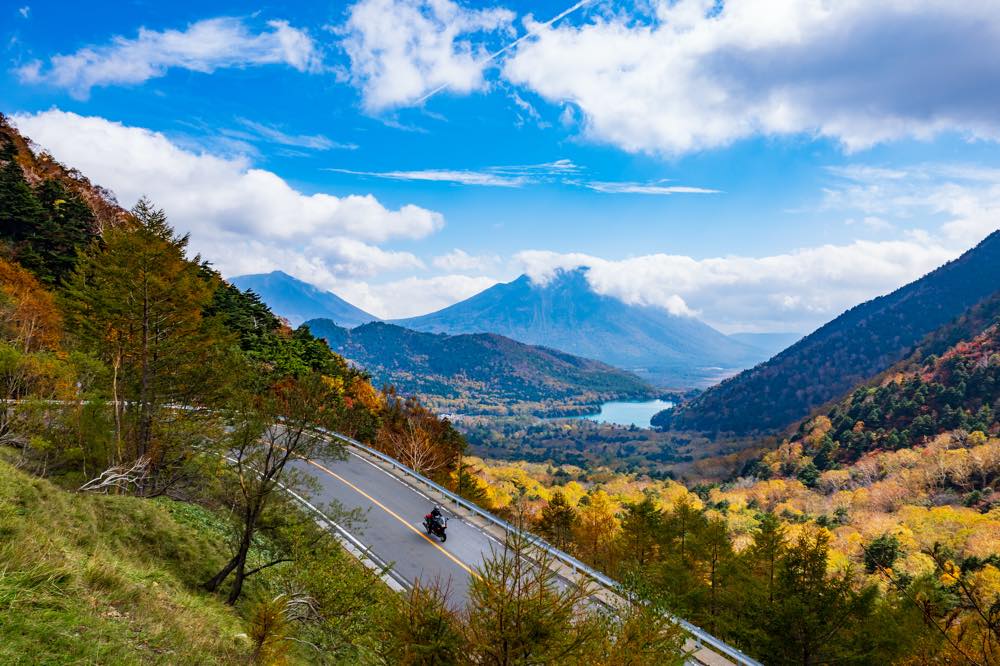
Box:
[313,426,762,666]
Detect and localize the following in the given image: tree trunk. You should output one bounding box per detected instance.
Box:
[226,531,254,605]
[204,555,239,593]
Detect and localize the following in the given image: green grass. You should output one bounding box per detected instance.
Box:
[0,459,247,664]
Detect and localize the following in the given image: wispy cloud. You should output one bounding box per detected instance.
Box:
[18,17,322,98]
[327,159,580,187]
[234,118,357,151]
[18,6,29,18]
[584,181,721,195]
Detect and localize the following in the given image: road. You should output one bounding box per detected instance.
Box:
[289,449,501,606]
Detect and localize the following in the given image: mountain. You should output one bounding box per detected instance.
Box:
[728,332,803,359]
[774,290,1000,472]
[229,270,378,328]
[654,230,1000,435]
[393,269,762,388]
[305,319,656,416]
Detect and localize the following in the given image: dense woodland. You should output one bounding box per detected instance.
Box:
[0,116,685,664]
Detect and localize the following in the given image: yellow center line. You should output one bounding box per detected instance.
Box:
[305,458,475,577]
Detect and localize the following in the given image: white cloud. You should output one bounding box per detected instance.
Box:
[432,249,500,272]
[327,158,579,187]
[334,274,500,319]
[18,6,29,18]
[584,181,720,195]
[18,17,322,98]
[329,167,525,187]
[338,0,514,111]
[515,235,964,332]
[233,118,357,151]
[822,163,1000,245]
[503,0,1000,155]
[11,110,443,289]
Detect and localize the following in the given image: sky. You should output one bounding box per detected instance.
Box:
[3,0,999,333]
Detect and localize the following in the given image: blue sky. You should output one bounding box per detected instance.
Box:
[3,0,999,332]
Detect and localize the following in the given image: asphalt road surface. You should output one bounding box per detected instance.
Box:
[288,449,502,606]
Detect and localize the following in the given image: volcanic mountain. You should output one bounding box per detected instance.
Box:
[394,269,763,387]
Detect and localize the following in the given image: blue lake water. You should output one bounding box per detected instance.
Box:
[576,399,674,428]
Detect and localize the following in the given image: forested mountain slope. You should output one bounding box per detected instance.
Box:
[395,269,763,387]
[654,230,1000,434]
[765,291,1000,478]
[305,319,655,416]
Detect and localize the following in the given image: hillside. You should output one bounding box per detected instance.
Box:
[305,319,656,416]
[394,269,763,388]
[230,270,379,328]
[654,230,1000,434]
[769,291,1000,476]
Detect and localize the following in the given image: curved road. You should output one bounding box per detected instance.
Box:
[290,449,501,606]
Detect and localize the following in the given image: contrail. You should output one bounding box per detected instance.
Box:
[413,0,593,106]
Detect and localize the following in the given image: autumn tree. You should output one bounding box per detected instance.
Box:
[574,489,620,570]
[377,393,465,481]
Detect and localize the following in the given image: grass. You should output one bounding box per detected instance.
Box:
[0,459,247,664]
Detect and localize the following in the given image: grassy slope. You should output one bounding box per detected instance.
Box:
[0,458,247,665]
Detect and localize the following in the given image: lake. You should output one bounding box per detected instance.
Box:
[575,399,674,428]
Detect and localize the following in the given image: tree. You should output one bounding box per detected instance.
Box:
[377,393,465,481]
[864,533,901,574]
[618,493,663,569]
[537,490,578,550]
[574,489,619,570]
[386,581,465,665]
[62,199,230,490]
[464,527,597,665]
[758,527,879,664]
[204,372,347,604]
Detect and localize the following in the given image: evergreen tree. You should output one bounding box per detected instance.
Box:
[537,490,578,550]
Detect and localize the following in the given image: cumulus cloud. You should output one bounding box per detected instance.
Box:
[338,0,514,111]
[18,17,322,98]
[503,0,1000,155]
[11,109,442,290]
[515,236,963,332]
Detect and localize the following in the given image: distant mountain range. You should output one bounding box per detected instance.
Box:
[229,271,378,328]
[304,319,656,416]
[654,230,1000,435]
[394,269,764,387]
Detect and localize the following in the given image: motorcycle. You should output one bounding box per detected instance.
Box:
[423,510,448,542]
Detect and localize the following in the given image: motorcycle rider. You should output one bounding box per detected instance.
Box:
[426,506,443,529]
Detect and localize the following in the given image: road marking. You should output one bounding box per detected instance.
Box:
[305,458,475,577]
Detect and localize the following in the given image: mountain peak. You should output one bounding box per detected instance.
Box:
[394,272,763,387]
[229,271,378,328]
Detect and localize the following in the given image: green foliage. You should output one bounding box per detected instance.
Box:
[537,489,578,550]
[864,533,902,574]
[0,132,97,284]
[385,582,465,665]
